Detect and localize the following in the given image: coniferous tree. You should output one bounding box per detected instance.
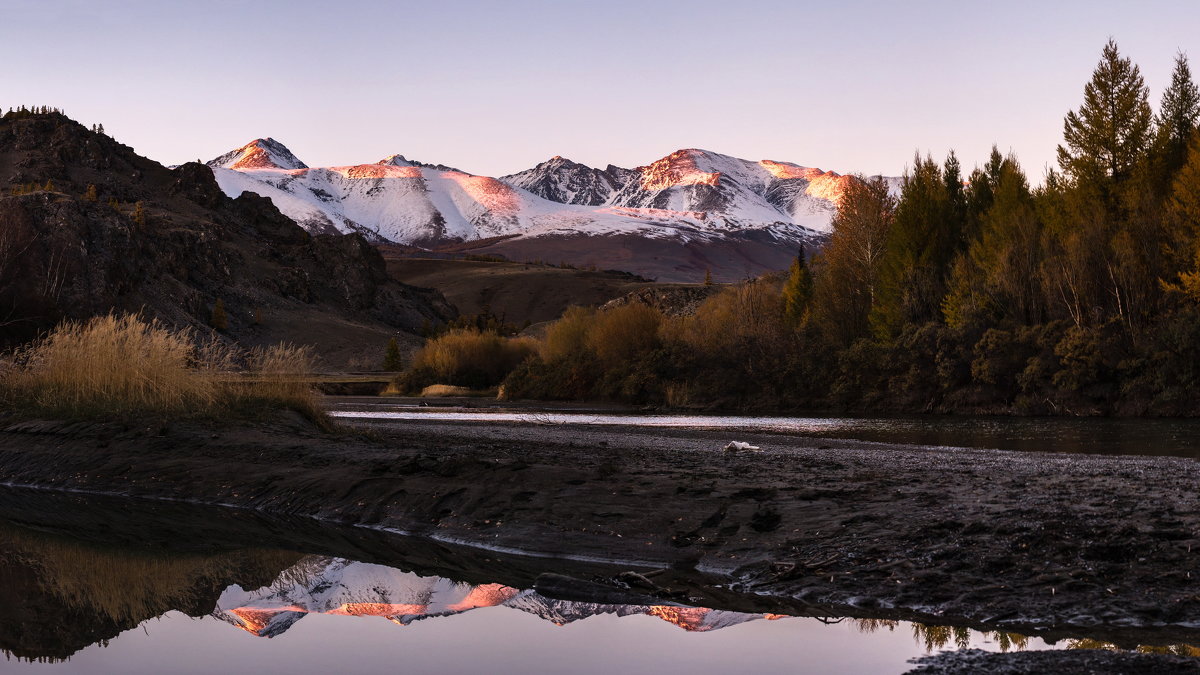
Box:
[83,184,98,202]
[871,154,958,337]
[811,175,896,345]
[703,268,713,286]
[1148,52,1200,199]
[132,201,146,226]
[1164,133,1200,295]
[1057,39,1152,199]
[943,151,968,246]
[383,337,403,371]
[943,156,1043,328]
[1156,52,1200,168]
[210,299,228,331]
[782,247,813,326]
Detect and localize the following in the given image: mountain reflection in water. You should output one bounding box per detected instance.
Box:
[0,513,1196,673]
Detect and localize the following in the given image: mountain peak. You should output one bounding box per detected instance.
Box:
[378,154,413,167]
[208,138,307,171]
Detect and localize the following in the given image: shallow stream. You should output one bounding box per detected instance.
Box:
[329,400,1200,457]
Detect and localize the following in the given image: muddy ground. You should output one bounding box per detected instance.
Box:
[1,409,1199,671]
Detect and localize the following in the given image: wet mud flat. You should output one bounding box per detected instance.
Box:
[1,412,1199,671]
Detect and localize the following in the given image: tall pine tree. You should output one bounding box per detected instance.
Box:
[1149,52,1200,197]
[1057,39,1152,193]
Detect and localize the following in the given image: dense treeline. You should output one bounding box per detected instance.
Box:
[397,41,1200,415]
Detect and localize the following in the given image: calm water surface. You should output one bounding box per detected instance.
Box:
[0,490,1159,675]
[329,401,1200,457]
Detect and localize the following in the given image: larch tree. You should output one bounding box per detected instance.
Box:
[811,175,896,345]
[1057,39,1153,198]
[943,156,1043,328]
[871,154,959,337]
[782,246,813,326]
[1155,52,1200,176]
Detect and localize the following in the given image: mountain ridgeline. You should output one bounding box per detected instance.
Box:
[0,110,453,366]
[207,140,898,281]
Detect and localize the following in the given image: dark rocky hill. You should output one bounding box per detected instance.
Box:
[0,111,453,367]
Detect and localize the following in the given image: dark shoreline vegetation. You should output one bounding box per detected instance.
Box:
[394,41,1200,417]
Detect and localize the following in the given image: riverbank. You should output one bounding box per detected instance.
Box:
[1,410,1199,654]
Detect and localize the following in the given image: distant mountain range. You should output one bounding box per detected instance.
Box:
[213,556,776,637]
[208,140,899,281]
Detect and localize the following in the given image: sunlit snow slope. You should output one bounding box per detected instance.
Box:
[208,140,890,247]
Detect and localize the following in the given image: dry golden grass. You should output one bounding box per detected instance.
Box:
[0,314,326,424]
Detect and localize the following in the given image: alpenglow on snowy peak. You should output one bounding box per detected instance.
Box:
[208,138,308,171]
[205,140,897,281]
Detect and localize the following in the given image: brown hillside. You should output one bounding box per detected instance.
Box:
[383,256,707,327]
[0,111,453,368]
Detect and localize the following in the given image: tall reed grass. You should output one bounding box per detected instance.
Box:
[0,314,326,424]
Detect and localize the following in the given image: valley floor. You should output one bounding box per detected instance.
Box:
[1,409,1198,671]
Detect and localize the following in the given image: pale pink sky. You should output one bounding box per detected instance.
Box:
[5,0,1199,179]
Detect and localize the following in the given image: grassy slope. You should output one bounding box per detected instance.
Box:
[383,256,696,328]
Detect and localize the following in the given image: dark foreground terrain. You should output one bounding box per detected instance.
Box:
[0,411,1198,672]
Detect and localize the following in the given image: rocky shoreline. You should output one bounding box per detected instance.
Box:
[1,411,1199,670]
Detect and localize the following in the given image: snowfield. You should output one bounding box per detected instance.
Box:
[207,139,899,248]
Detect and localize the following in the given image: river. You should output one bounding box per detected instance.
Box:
[328,399,1200,457]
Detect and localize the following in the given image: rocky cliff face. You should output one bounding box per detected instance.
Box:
[501,156,636,206]
[0,112,453,363]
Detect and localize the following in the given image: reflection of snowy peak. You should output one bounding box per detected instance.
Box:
[213,556,518,636]
[503,591,763,632]
[212,556,769,638]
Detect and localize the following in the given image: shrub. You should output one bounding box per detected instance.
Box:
[401,329,536,391]
[585,303,661,367]
[541,306,594,362]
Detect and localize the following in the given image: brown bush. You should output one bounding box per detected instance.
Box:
[407,329,537,390]
[541,306,594,362]
[585,302,661,367]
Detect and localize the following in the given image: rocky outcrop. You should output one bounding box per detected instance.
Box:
[600,285,722,317]
[0,112,454,357]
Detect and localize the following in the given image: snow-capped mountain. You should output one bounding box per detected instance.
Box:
[209,138,308,171]
[502,156,637,206]
[212,556,772,638]
[206,140,896,280]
